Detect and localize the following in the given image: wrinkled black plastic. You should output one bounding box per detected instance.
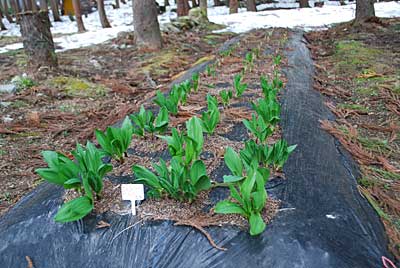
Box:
[0,32,391,268]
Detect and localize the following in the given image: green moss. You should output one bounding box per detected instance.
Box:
[357,136,392,155]
[335,40,382,73]
[142,50,178,76]
[50,76,107,97]
[10,100,28,108]
[337,103,369,113]
[356,87,379,96]
[369,167,400,181]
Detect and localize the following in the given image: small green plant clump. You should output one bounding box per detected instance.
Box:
[201,94,220,135]
[192,73,200,92]
[244,52,254,73]
[215,147,269,235]
[130,105,169,137]
[36,142,113,223]
[11,75,35,91]
[154,80,196,115]
[133,117,211,202]
[95,116,133,163]
[233,74,248,97]
[219,89,233,107]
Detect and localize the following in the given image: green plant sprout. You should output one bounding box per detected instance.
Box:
[130,106,169,137]
[201,94,220,135]
[244,52,254,72]
[264,140,297,170]
[234,74,248,97]
[243,114,273,143]
[192,72,200,92]
[251,98,280,127]
[215,147,269,236]
[206,64,216,77]
[95,116,133,163]
[133,116,210,202]
[154,90,180,115]
[36,142,113,223]
[219,89,233,107]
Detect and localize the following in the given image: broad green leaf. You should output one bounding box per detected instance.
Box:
[63,178,81,189]
[224,147,243,177]
[215,200,247,217]
[190,160,207,185]
[54,196,93,223]
[223,175,245,183]
[249,212,266,236]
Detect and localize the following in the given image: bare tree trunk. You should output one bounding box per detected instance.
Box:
[0,7,7,30]
[10,0,20,22]
[97,0,111,28]
[31,0,38,11]
[199,0,207,17]
[39,0,48,11]
[72,0,85,32]
[299,0,310,8]
[132,0,162,50]
[355,0,375,22]
[213,0,224,6]
[20,10,58,72]
[115,0,120,9]
[164,0,169,6]
[247,0,257,11]
[229,0,238,14]
[2,0,14,23]
[177,0,189,16]
[49,0,61,21]
[121,0,126,4]
[192,0,198,7]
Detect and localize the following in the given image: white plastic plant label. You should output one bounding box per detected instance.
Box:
[121,184,144,215]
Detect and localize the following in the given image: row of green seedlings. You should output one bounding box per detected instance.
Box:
[34,73,215,223]
[134,58,296,236]
[215,70,295,235]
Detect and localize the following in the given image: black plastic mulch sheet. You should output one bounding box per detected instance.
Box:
[0,31,392,268]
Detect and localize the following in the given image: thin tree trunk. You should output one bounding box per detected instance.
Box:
[355,0,375,23]
[39,0,48,11]
[121,0,126,4]
[213,0,223,6]
[192,0,198,7]
[72,0,85,32]
[2,0,14,23]
[97,0,111,28]
[49,0,61,21]
[115,0,120,9]
[0,7,7,30]
[247,0,257,11]
[19,10,58,72]
[10,0,20,22]
[199,0,207,17]
[164,0,169,6]
[229,0,238,14]
[177,0,189,16]
[133,0,162,50]
[299,0,310,8]
[30,0,38,11]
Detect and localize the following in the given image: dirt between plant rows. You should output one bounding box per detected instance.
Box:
[306,17,400,258]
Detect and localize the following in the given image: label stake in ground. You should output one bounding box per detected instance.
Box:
[121,184,144,215]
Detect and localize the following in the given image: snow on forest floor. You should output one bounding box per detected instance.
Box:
[0,0,399,54]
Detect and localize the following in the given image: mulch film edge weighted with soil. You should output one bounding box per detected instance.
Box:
[0,30,391,268]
